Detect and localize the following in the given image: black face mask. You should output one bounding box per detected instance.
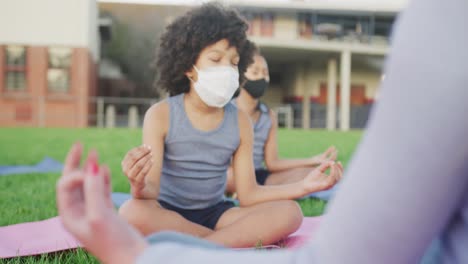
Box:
[232,87,241,99]
[243,78,269,99]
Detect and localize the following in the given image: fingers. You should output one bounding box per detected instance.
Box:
[122,145,148,173]
[121,145,151,176]
[315,170,336,191]
[134,156,153,185]
[84,149,99,173]
[326,146,338,161]
[59,142,85,217]
[63,142,83,175]
[127,153,152,186]
[320,164,338,190]
[331,163,339,182]
[315,160,334,173]
[56,170,85,219]
[84,160,108,221]
[330,163,342,182]
[328,150,338,161]
[337,162,344,180]
[101,165,113,209]
[323,146,335,157]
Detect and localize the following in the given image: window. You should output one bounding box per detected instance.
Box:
[260,13,274,37]
[241,11,274,37]
[48,47,72,92]
[298,13,313,39]
[374,16,395,37]
[4,45,27,91]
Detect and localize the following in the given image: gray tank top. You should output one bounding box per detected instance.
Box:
[158,94,240,209]
[252,103,272,170]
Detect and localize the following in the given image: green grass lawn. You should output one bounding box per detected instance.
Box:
[0,128,362,263]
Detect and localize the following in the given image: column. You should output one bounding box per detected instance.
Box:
[299,66,310,129]
[128,105,139,128]
[340,50,351,131]
[105,104,116,128]
[327,58,337,131]
[97,97,104,128]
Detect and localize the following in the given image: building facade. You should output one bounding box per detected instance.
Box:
[97,0,404,130]
[0,0,99,127]
[228,0,404,130]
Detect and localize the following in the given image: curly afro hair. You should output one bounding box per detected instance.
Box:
[155,3,255,96]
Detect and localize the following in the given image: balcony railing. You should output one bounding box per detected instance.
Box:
[242,11,393,47]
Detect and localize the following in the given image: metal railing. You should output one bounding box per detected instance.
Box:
[0,96,158,128]
[0,96,297,129]
[274,105,293,129]
[92,96,157,128]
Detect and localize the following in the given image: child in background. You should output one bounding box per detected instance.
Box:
[228,49,338,191]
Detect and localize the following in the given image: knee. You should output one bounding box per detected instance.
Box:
[278,200,303,232]
[118,198,152,227]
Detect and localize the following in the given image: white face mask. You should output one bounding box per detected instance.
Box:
[191,65,239,108]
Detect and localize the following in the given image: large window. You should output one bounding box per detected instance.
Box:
[48,47,72,92]
[4,45,27,91]
[242,11,275,37]
[374,16,395,38]
[298,13,313,39]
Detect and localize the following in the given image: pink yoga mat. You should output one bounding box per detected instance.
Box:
[0,217,81,259]
[233,216,323,250]
[0,216,322,258]
[281,216,322,249]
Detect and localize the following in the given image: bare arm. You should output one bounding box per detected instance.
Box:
[128,101,169,199]
[233,110,340,206]
[264,110,337,172]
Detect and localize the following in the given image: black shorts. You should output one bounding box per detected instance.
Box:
[159,200,235,230]
[255,168,271,185]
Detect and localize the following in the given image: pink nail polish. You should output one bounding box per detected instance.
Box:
[90,161,99,175]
